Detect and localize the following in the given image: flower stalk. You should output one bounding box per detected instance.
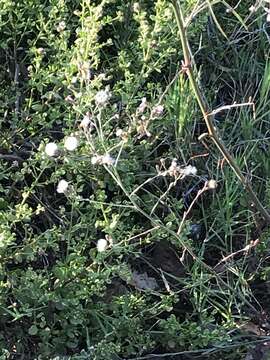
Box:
[171,0,270,224]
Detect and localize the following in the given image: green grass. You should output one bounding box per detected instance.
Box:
[1,0,270,359]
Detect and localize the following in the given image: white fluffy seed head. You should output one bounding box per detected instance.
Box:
[64,136,79,151]
[96,238,108,252]
[95,89,111,107]
[45,142,59,157]
[182,165,197,176]
[56,179,69,194]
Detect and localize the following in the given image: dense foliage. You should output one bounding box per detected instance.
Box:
[1,0,270,359]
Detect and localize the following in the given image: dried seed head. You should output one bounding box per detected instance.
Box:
[78,61,91,81]
[206,179,217,189]
[168,159,179,177]
[182,165,197,176]
[137,97,147,114]
[136,119,151,138]
[116,128,129,142]
[151,104,164,118]
[80,114,92,129]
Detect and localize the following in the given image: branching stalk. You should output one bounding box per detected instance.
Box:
[171,0,270,224]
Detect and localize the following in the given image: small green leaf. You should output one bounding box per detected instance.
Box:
[28,325,38,335]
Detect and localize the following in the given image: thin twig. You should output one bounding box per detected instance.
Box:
[214,239,260,268]
[177,182,208,236]
[209,101,254,117]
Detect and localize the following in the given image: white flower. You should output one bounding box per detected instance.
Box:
[56,21,66,32]
[45,142,59,157]
[80,114,91,129]
[96,238,108,252]
[133,2,140,13]
[116,129,123,137]
[151,104,164,118]
[182,165,197,176]
[37,47,45,56]
[64,136,79,151]
[57,179,69,194]
[91,156,99,165]
[95,89,111,107]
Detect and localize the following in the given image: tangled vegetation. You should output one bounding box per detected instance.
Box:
[1,0,270,359]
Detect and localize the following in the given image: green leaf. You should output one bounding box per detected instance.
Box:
[28,325,38,336]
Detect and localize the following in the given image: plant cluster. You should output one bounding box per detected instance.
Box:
[1,0,270,359]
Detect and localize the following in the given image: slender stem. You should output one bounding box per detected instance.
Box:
[171,0,270,224]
